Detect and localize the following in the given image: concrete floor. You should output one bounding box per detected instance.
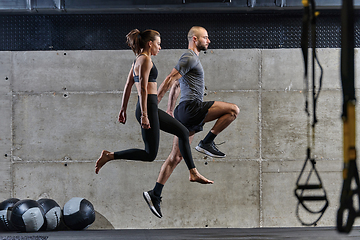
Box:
[0,227,360,240]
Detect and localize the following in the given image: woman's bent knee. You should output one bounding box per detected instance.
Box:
[145,152,157,162]
[176,126,189,141]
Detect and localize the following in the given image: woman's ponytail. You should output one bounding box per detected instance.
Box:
[126,29,141,55]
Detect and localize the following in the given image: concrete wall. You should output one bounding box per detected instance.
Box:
[0,48,358,229]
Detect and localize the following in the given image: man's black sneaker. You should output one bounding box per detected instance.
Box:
[195,140,226,158]
[143,190,162,218]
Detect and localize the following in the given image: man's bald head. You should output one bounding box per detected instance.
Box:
[187,26,207,42]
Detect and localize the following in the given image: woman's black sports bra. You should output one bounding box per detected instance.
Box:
[133,55,158,83]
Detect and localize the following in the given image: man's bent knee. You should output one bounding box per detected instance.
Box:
[232,104,240,118]
[234,104,240,114]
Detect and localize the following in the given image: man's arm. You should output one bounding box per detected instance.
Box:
[166,81,180,117]
[157,68,182,104]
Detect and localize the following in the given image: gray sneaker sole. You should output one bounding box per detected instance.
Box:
[195,145,226,158]
[143,192,162,218]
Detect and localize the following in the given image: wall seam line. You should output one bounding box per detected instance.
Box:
[259,49,263,228]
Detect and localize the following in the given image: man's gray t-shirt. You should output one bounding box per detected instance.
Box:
[174,49,205,103]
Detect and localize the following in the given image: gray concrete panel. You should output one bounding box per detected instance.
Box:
[201,49,261,91]
[261,91,308,160]
[262,159,342,227]
[12,50,135,92]
[13,160,260,229]
[316,48,341,90]
[261,90,342,161]
[262,49,304,91]
[313,90,342,160]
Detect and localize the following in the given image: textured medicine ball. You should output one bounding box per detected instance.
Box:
[10,199,45,232]
[0,198,20,231]
[63,197,95,230]
[37,198,62,231]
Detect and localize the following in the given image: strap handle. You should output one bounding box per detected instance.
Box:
[295,149,328,226]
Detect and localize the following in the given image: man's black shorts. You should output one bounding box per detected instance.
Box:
[174,100,215,133]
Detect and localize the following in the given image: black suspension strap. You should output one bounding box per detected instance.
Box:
[294,0,328,226]
[336,0,360,234]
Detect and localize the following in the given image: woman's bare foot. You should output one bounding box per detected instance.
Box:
[189,168,214,184]
[95,150,114,174]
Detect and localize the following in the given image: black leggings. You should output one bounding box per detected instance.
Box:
[114,94,195,170]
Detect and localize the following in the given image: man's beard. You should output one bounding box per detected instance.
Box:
[196,42,208,52]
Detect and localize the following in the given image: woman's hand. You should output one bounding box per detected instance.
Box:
[141,115,151,129]
[118,109,127,124]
